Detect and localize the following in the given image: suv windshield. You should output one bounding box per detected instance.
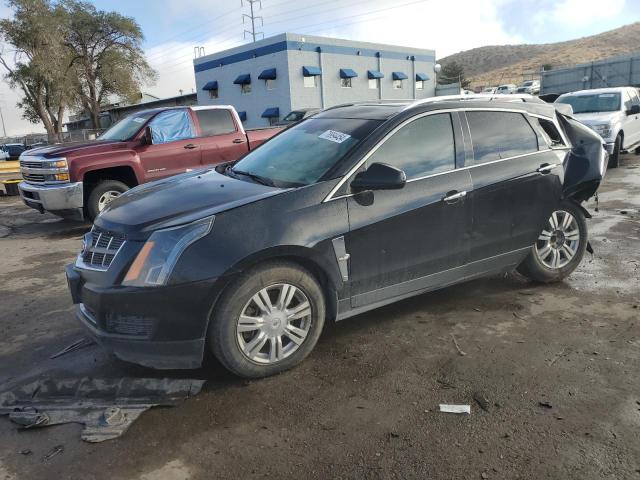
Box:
[100,111,156,141]
[556,93,621,114]
[230,118,381,187]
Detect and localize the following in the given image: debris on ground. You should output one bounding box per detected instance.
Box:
[0,377,205,442]
[49,337,95,359]
[538,401,553,409]
[451,334,467,356]
[472,392,490,411]
[42,445,63,462]
[439,404,471,414]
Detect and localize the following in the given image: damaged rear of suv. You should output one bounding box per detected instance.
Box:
[65,100,606,378]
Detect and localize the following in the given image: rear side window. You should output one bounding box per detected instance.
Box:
[530,117,566,148]
[367,113,455,180]
[195,109,237,136]
[466,111,539,164]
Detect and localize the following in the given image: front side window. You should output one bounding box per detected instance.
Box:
[148,109,196,144]
[241,83,251,94]
[341,77,352,88]
[195,109,236,137]
[393,79,403,89]
[466,111,539,164]
[366,113,455,180]
[556,93,621,113]
[99,111,156,141]
[369,78,380,90]
[304,76,317,88]
[230,118,381,187]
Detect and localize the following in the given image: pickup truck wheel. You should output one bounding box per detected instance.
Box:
[608,134,622,168]
[516,201,587,283]
[87,180,129,221]
[208,261,325,379]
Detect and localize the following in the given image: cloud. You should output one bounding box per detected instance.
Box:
[551,0,626,26]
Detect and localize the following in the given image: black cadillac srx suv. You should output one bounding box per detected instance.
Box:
[66,99,606,378]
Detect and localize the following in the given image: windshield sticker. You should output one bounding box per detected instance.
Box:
[132,117,146,123]
[319,130,351,144]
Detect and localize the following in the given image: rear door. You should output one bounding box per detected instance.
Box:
[193,109,249,166]
[344,112,472,308]
[136,109,201,181]
[463,110,563,264]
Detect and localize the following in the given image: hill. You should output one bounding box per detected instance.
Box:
[438,22,640,88]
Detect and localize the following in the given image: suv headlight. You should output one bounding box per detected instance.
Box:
[122,216,214,287]
[590,124,612,139]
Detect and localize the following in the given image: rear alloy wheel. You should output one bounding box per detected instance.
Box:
[517,201,587,283]
[208,261,325,378]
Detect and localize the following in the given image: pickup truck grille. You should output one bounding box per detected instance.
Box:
[20,160,45,169]
[79,227,126,270]
[22,173,46,182]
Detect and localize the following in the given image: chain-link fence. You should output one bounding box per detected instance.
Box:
[1,129,106,147]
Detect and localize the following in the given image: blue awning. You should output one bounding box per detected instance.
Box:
[233,74,251,85]
[392,71,408,80]
[367,70,384,79]
[258,68,277,80]
[339,68,358,78]
[415,73,430,81]
[202,80,218,91]
[302,66,322,76]
[238,111,247,121]
[261,107,280,118]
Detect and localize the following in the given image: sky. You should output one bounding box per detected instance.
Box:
[1,0,639,136]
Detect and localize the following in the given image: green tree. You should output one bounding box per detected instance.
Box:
[438,61,470,89]
[0,0,75,140]
[61,0,157,129]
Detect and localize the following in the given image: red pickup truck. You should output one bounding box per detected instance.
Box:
[18,106,281,220]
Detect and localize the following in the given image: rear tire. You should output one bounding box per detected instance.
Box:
[208,260,326,378]
[608,134,622,169]
[517,201,588,283]
[86,180,129,221]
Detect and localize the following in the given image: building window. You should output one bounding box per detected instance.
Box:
[341,77,352,88]
[393,79,403,89]
[208,89,219,99]
[416,80,424,90]
[266,79,276,90]
[304,75,317,88]
[268,117,279,126]
[368,78,380,90]
[241,83,251,94]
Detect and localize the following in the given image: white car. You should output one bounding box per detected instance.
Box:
[481,87,497,94]
[555,87,640,168]
[0,149,8,161]
[495,84,517,95]
[516,80,540,95]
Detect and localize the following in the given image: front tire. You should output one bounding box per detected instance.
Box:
[608,134,622,169]
[517,201,588,283]
[208,261,326,378]
[86,180,129,221]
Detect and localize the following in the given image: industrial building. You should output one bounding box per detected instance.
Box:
[194,33,437,128]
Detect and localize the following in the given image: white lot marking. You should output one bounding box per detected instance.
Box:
[139,460,191,480]
[0,461,16,480]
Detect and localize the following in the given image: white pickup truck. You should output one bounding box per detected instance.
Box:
[555,87,640,168]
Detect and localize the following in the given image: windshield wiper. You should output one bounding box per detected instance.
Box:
[229,168,276,187]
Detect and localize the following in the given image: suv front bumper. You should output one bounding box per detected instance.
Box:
[19,181,84,219]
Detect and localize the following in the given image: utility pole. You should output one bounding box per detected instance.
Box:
[0,105,6,138]
[242,0,263,43]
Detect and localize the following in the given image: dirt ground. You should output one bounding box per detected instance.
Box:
[0,155,638,480]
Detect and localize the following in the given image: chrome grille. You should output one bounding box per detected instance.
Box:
[20,160,44,169]
[78,227,126,270]
[22,173,46,182]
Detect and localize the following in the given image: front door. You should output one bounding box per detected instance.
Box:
[137,109,202,181]
[344,112,472,308]
[623,88,640,147]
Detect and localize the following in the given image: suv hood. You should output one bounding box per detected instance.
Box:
[95,169,285,237]
[20,140,127,159]
[572,111,621,126]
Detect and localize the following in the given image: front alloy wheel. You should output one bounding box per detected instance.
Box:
[236,283,312,364]
[534,210,580,269]
[97,190,121,212]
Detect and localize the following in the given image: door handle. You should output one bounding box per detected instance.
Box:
[232,138,245,144]
[537,163,557,174]
[184,144,197,149]
[443,190,467,204]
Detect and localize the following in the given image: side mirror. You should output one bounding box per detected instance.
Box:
[351,162,407,192]
[627,105,640,115]
[143,125,154,145]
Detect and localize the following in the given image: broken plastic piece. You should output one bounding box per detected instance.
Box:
[439,404,471,414]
